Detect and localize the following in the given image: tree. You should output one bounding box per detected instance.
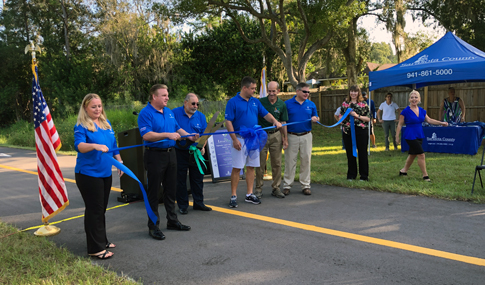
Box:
[370,42,396,63]
[367,0,410,62]
[408,0,485,52]
[341,16,371,86]
[169,0,362,87]
[179,17,272,100]
[96,0,179,101]
[405,31,435,55]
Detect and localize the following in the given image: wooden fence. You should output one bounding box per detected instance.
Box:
[278,82,485,125]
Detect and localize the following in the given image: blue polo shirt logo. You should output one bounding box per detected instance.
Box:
[305,106,312,114]
[251,102,258,110]
[169,114,174,119]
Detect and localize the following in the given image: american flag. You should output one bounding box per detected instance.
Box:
[259,66,267,98]
[32,63,69,223]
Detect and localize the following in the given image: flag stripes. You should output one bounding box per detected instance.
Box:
[32,62,69,223]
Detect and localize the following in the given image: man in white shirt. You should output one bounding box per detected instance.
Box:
[377,92,400,151]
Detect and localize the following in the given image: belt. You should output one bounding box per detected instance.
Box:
[288,131,311,136]
[267,129,280,134]
[145,147,173,152]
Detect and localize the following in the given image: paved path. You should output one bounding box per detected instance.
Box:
[1,146,485,284]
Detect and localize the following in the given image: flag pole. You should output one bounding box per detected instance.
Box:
[25,40,62,237]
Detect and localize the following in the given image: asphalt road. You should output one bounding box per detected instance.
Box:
[1,146,485,285]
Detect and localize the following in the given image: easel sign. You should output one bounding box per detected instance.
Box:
[207,128,243,183]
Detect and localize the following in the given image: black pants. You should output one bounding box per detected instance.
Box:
[343,128,369,180]
[176,148,205,210]
[75,173,112,254]
[144,149,178,229]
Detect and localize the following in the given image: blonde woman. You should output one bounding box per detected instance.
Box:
[395,90,448,182]
[74,94,123,259]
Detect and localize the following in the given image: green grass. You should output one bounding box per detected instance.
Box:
[0,222,139,285]
[283,126,485,203]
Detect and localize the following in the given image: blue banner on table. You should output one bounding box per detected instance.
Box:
[401,125,482,155]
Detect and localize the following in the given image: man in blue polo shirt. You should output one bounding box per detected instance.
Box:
[138,84,198,240]
[173,93,211,215]
[225,76,282,208]
[283,82,319,196]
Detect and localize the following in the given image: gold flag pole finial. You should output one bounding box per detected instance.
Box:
[25,40,42,63]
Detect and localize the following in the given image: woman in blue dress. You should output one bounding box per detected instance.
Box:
[395,90,448,182]
[74,93,123,259]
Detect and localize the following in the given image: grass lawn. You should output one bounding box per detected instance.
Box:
[0,223,138,285]
[286,125,485,203]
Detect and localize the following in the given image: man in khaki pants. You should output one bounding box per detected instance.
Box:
[283,82,319,195]
[255,81,288,199]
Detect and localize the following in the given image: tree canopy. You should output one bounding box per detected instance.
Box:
[169,0,364,87]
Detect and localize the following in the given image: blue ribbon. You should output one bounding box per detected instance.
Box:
[350,116,357,157]
[239,125,268,157]
[260,108,357,158]
[107,155,157,225]
[107,108,357,157]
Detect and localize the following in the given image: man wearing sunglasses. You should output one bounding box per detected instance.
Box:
[255,81,288,199]
[173,93,211,215]
[283,82,319,196]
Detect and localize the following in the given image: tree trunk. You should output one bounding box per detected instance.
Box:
[342,18,358,87]
[60,0,71,61]
[393,0,406,62]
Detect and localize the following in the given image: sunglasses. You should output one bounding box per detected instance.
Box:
[191,102,199,106]
[300,90,310,94]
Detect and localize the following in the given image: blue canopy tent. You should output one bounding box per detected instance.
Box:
[369,32,485,91]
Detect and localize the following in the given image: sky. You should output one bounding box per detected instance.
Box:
[358,13,446,46]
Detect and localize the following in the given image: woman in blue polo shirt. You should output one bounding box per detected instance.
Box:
[74,93,123,259]
[395,90,447,182]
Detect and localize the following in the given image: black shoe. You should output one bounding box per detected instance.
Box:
[179,208,188,215]
[149,228,165,240]
[193,204,212,211]
[167,221,191,231]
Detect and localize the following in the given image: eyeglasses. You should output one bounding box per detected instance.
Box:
[300,90,310,94]
[191,102,199,106]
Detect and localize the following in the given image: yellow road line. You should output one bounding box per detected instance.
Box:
[0,164,122,192]
[2,163,484,266]
[209,205,485,267]
[21,203,129,232]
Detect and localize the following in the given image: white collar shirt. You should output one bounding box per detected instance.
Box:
[379,101,400,121]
